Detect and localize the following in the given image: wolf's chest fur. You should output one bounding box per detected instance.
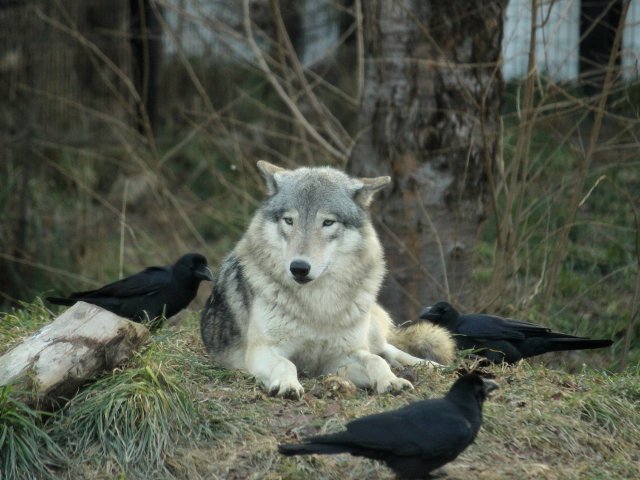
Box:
[247,264,376,374]
[252,269,373,333]
[259,302,371,375]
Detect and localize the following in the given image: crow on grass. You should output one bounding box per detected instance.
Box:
[279,374,498,479]
[420,301,613,364]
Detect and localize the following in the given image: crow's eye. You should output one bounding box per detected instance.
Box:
[283,217,293,225]
[322,219,335,227]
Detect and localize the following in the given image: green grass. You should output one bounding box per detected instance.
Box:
[0,386,66,480]
[49,323,231,479]
[0,306,638,479]
[0,298,56,354]
[53,361,221,477]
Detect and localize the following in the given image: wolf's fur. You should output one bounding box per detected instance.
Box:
[389,322,456,365]
[201,161,454,398]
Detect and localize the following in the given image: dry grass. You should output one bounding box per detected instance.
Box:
[1,307,638,480]
[189,362,640,480]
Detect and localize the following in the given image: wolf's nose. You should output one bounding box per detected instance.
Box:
[290,260,311,281]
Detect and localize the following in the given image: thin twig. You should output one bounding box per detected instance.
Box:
[119,180,128,280]
[269,0,352,154]
[241,0,347,162]
[415,188,451,299]
[354,0,365,103]
[543,0,631,307]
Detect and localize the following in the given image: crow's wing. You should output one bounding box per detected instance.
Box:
[335,400,474,458]
[502,317,553,335]
[458,314,553,340]
[457,314,527,340]
[69,266,172,299]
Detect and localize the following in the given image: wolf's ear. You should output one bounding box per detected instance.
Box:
[353,176,391,207]
[257,160,287,195]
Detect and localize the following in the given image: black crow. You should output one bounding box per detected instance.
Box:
[278,374,498,479]
[46,253,213,324]
[420,301,613,364]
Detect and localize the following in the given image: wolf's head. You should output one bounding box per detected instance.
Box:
[256,160,390,285]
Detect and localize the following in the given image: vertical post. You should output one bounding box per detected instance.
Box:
[579,0,623,95]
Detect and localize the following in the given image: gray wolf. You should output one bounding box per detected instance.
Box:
[278,374,499,478]
[201,161,454,398]
[47,253,213,323]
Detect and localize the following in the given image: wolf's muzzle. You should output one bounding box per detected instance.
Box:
[290,259,311,284]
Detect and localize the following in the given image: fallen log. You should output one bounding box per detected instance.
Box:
[0,301,149,406]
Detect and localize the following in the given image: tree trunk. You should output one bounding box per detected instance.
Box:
[0,302,149,407]
[348,1,506,322]
[130,0,164,135]
[579,0,623,96]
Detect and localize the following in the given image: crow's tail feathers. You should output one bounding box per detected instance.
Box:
[547,337,613,352]
[45,296,76,306]
[278,442,352,456]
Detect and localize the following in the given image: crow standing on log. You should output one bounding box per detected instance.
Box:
[420,301,613,364]
[278,374,498,479]
[47,253,213,323]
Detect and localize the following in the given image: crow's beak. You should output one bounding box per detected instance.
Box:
[195,266,214,282]
[482,379,500,395]
[419,305,439,321]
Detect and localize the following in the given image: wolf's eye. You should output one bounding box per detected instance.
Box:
[322,219,335,227]
[283,217,293,225]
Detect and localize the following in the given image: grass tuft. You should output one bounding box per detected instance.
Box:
[52,344,222,477]
[0,386,66,480]
[0,298,54,354]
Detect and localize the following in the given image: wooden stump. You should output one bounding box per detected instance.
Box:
[0,301,149,406]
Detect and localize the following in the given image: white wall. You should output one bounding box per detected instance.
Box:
[503,0,640,82]
[161,0,640,82]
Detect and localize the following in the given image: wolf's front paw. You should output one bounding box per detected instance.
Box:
[267,378,305,400]
[375,376,414,394]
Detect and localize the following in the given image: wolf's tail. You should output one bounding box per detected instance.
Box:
[389,321,457,365]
